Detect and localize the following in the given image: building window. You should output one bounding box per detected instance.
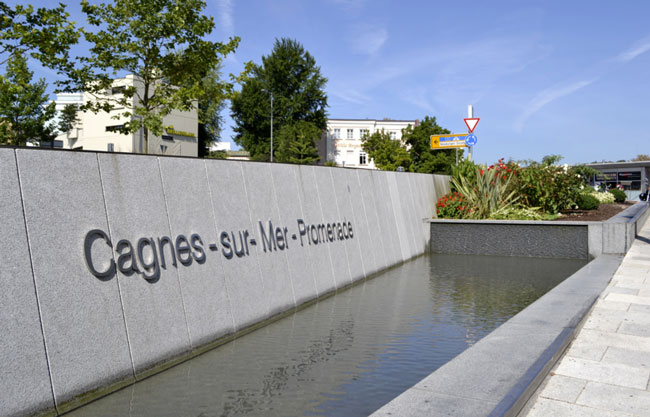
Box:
[106,124,126,133]
[333,128,340,139]
[389,131,396,140]
[347,129,353,139]
[111,86,126,95]
[360,129,369,138]
[360,152,367,165]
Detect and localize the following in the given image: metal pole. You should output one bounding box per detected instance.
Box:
[455,148,458,165]
[467,104,473,161]
[270,92,273,162]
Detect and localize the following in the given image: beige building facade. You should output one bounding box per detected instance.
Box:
[55,75,199,157]
[325,118,416,169]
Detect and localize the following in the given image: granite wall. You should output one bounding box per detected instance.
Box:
[0,148,449,416]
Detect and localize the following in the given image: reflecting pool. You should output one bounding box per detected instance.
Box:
[67,253,587,417]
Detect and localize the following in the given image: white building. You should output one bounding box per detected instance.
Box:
[54,75,199,157]
[324,118,417,169]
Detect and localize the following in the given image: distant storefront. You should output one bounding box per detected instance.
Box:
[586,161,650,200]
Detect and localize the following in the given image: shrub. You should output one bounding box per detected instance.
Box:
[576,193,600,210]
[489,206,547,220]
[452,159,519,219]
[609,188,626,203]
[589,191,615,204]
[512,160,583,214]
[436,192,468,219]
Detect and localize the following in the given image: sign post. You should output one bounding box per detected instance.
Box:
[466,105,476,160]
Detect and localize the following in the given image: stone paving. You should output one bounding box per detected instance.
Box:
[522,219,650,417]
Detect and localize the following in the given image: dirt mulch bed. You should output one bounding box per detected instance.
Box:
[553,202,636,222]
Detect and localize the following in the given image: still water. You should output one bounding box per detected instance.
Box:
[67,253,587,417]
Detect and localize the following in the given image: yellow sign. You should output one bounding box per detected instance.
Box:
[430,133,469,149]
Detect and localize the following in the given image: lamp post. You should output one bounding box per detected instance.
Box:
[262,89,274,162]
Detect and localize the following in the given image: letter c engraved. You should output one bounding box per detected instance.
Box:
[84,229,116,279]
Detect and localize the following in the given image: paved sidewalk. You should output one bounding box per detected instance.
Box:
[522,219,650,417]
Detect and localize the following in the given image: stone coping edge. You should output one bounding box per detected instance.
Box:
[369,254,623,417]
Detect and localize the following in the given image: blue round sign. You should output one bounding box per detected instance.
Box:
[465,134,477,147]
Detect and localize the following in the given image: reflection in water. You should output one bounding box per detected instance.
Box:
[67,254,586,417]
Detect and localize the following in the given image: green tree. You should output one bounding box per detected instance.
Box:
[198,66,228,157]
[633,154,650,161]
[60,0,239,153]
[231,38,328,161]
[361,129,412,171]
[0,2,79,69]
[0,53,56,145]
[275,120,321,164]
[401,116,458,174]
[57,103,79,135]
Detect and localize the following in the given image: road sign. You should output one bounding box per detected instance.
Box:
[464,118,480,133]
[465,134,477,146]
[431,134,469,149]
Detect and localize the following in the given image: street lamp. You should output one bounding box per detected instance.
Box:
[262,88,274,162]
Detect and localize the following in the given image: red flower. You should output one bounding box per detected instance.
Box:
[440,203,446,208]
[480,169,484,175]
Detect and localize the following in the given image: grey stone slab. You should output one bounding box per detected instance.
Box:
[313,166,353,287]
[401,173,424,254]
[330,168,367,281]
[242,162,296,314]
[16,149,133,404]
[158,157,234,347]
[268,164,319,305]
[371,171,404,265]
[539,374,587,403]
[98,153,191,373]
[526,397,625,417]
[555,356,650,389]
[356,170,389,273]
[602,346,650,369]
[387,172,413,260]
[0,149,54,416]
[295,165,337,294]
[369,388,497,417]
[205,160,270,329]
[577,381,650,415]
[430,222,590,258]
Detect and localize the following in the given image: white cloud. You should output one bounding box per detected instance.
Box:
[513,78,597,132]
[331,89,370,105]
[350,25,388,55]
[214,0,234,36]
[615,33,650,62]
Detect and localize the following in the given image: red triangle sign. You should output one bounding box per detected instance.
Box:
[464,118,480,133]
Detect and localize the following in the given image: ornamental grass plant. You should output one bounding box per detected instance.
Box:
[450,159,519,219]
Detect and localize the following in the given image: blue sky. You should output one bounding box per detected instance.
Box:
[11,0,650,164]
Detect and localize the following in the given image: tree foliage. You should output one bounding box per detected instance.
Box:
[275,120,321,164]
[0,53,56,145]
[633,154,650,161]
[0,2,79,68]
[59,0,239,153]
[231,38,328,161]
[361,129,412,171]
[401,116,458,174]
[57,103,79,135]
[198,66,228,157]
